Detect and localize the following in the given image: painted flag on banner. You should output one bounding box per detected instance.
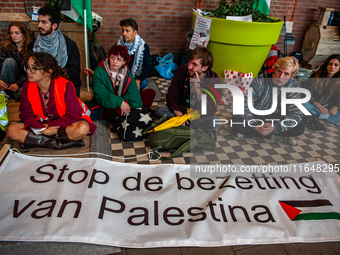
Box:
[253,0,270,16]
[60,0,93,32]
[279,200,340,221]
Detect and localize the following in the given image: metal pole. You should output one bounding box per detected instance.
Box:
[84,0,90,92]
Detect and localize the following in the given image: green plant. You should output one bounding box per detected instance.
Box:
[205,0,278,22]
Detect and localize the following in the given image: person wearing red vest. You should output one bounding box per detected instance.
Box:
[6,52,96,149]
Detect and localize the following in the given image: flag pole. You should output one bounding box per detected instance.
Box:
[84,0,90,92]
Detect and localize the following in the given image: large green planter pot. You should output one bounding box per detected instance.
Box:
[193,13,283,78]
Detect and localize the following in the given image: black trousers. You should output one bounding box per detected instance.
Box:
[229,113,305,138]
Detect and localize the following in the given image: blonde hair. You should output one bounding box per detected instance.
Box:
[273,56,299,77]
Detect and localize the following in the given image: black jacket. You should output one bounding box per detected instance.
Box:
[28,34,81,89]
[0,46,27,87]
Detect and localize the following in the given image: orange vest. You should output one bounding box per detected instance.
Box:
[27,76,93,124]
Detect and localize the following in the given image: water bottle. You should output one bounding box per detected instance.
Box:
[328,11,334,26]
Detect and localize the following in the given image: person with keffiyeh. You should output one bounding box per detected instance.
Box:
[28,6,82,97]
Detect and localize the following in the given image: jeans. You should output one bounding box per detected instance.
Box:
[1,58,20,86]
[303,102,340,126]
[0,58,22,99]
[230,113,305,138]
[140,79,148,90]
[155,105,220,131]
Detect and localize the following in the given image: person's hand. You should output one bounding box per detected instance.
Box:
[317,104,328,114]
[255,123,274,136]
[0,80,8,91]
[174,110,183,117]
[42,126,60,136]
[120,101,131,116]
[135,79,141,90]
[189,71,202,99]
[329,107,338,115]
[8,83,19,92]
[84,68,94,76]
[173,110,189,126]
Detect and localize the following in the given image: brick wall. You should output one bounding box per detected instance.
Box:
[2,0,340,61]
[270,0,340,56]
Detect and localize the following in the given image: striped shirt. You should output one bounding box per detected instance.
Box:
[243,73,303,133]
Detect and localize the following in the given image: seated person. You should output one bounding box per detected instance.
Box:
[229,56,304,146]
[155,47,220,132]
[0,21,32,100]
[302,54,340,129]
[6,52,96,149]
[29,6,82,97]
[90,45,143,120]
[85,18,155,108]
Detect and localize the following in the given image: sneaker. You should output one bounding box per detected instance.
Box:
[237,133,244,138]
[271,135,297,146]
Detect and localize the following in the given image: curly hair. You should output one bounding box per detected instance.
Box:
[4,22,32,56]
[22,52,68,80]
[108,45,131,66]
[310,54,340,78]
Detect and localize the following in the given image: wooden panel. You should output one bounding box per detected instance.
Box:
[316,7,334,26]
[301,25,320,62]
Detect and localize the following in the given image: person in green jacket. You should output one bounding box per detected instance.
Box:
[90,45,142,120]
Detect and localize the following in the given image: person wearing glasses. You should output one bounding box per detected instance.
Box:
[6,52,96,149]
[0,21,32,100]
[89,45,142,120]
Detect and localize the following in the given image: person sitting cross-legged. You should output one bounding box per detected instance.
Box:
[6,52,96,149]
[89,45,143,121]
[155,47,220,132]
[229,57,305,146]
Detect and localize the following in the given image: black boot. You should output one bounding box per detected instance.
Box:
[20,131,84,150]
[20,131,59,149]
[55,129,85,149]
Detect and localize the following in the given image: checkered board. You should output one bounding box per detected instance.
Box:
[150,76,171,98]
[104,77,340,166]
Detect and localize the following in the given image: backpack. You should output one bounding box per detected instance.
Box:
[145,116,216,159]
[89,40,106,70]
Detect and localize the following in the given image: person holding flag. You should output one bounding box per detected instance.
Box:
[28,6,82,97]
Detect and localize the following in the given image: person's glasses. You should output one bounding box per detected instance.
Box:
[24,66,43,74]
[111,56,124,62]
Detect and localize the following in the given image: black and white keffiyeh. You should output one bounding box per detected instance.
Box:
[117,34,145,77]
[33,29,68,68]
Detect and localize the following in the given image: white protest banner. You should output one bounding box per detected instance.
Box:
[0,151,340,247]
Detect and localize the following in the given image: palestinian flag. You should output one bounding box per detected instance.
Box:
[60,0,93,32]
[279,200,340,221]
[253,0,270,16]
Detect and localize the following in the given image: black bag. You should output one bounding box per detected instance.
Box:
[149,54,160,77]
[117,108,153,142]
[89,40,106,70]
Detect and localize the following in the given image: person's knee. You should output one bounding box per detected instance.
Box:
[140,79,148,90]
[69,121,89,139]
[3,58,17,68]
[6,124,20,140]
[155,105,170,119]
